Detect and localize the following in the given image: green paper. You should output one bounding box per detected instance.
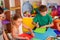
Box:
[34,28,46,34]
[32,38,40,40]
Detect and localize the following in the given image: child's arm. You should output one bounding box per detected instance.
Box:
[57,22,60,31]
[23,24,34,37]
[40,22,54,28]
[23,23,30,29]
[3,30,9,40]
[57,22,60,27]
[45,22,54,27]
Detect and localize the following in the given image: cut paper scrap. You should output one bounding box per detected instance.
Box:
[34,27,46,34]
[32,38,40,40]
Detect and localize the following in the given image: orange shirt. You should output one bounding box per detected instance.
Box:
[52,19,60,29]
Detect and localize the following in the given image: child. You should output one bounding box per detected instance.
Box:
[33,5,56,40]
[11,15,34,40]
[0,7,8,40]
[54,16,60,37]
[23,11,31,17]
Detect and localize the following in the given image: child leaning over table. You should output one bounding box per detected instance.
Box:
[11,14,34,40]
[33,5,57,40]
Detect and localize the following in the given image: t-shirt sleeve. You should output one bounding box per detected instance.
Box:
[48,15,53,24]
[33,15,38,23]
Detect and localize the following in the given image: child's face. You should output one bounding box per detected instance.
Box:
[24,13,28,17]
[40,11,47,16]
[0,13,4,20]
[14,18,23,26]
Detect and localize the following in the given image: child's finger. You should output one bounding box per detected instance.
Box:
[25,37,30,40]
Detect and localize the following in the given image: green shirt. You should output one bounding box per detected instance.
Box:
[33,13,53,26]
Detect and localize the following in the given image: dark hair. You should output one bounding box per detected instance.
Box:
[39,5,47,12]
[13,14,22,20]
[59,16,60,19]
[0,7,4,14]
[24,11,27,14]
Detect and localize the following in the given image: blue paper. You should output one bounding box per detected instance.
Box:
[34,28,57,40]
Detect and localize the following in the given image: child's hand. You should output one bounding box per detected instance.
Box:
[40,26,46,28]
[31,33,35,37]
[36,22,39,28]
[29,28,35,37]
[36,24,39,28]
